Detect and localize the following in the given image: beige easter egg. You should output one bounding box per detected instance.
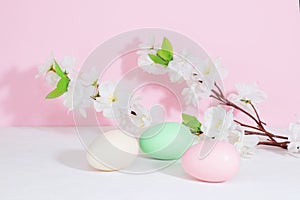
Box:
[86,130,139,171]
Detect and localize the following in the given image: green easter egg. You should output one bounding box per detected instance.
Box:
[139,122,195,160]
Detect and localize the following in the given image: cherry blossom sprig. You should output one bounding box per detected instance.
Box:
[36,55,152,129]
[210,82,290,149]
[35,54,73,98]
[37,36,300,158]
[137,36,300,157]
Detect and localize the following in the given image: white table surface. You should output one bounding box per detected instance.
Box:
[1,127,300,200]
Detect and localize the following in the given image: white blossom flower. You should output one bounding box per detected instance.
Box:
[45,71,60,87]
[202,106,235,138]
[168,53,194,82]
[63,67,98,118]
[129,103,152,128]
[178,57,227,101]
[63,82,96,118]
[217,124,259,158]
[228,82,267,105]
[137,37,169,75]
[94,82,122,119]
[195,58,219,89]
[226,125,259,158]
[181,87,198,106]
[36,53,54,78]
[181,81,206,106]
[137,53,168,75]
[287,118,300,153]
[228,83,267,115]
[36,55,76,82]
[79,67,99,86]
[185,58,223,99]
[202,105,259,158]
[61,56,76,73]
[234,134,259,158]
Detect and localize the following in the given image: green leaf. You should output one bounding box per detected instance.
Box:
[182,113,202,133]
[147,37,174,67]
[186,119,201,133]
[182,113,198,124]
[54,60,65,78]
[46,78,70,99]
[148,54,168,66]
[157,49,173,62]
[46,88,66,99]
[161,37,173,54]
[56,77,69,91]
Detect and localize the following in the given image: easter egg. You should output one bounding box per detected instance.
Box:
[86,130,139,171]
[139,122,195,160]
[182,141,240,182]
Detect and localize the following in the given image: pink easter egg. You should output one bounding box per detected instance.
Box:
[182,141,240,182]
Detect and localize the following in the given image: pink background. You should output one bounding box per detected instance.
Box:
[0,0,299,127]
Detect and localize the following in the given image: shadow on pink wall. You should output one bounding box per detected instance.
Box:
[0,66,74,126]
[0,38,201,126]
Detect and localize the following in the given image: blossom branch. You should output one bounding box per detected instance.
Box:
[245,130,288,140]
[249,102,265,126]
[257,141,289,149]
[234,120,262,132]
[211,82,289,147]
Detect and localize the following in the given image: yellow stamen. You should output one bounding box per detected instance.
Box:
[215,119,223,129]
[108,94,117,102]
[203,65,212,75]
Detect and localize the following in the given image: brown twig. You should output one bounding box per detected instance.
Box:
[258,141,289,149]
[211,82,287,146]
[245,130,288,140]
[234,120,262,132]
